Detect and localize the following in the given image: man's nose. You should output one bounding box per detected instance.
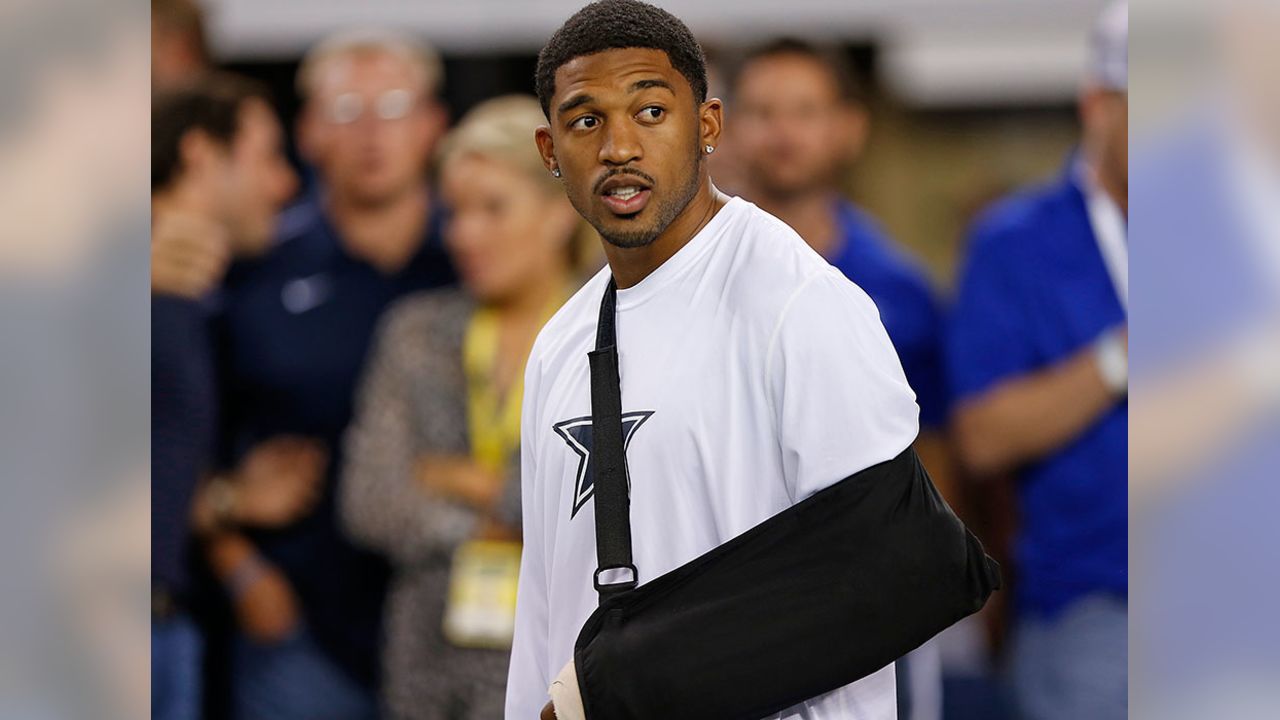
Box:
[598,120,642,166]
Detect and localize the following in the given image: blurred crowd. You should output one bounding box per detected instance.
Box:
[150,1,1128,719]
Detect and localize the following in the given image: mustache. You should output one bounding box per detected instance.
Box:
[592,167,657,195]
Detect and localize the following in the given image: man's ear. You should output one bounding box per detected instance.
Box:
[700,97,724,151]
[535,125,558,173]
[177,127,221,183]
[421,100,450,154]
[1078,87,1105,137]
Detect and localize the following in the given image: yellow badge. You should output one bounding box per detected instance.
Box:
[443,539,522,649]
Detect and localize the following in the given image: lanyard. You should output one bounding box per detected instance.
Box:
[462,290,568,473]
[463,308,525,473]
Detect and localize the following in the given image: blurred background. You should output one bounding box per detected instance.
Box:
[205,0,1102,283]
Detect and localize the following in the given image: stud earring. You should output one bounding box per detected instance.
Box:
[551,167,562,178]
[705,145,715,154]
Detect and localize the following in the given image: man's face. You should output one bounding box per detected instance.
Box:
[302,51,443,207]
[732,53,859,199]
[538,48,706,248]
[215,99,298,255]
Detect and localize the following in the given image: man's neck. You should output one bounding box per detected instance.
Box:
[603,177,729,289]
[1096,171,1127,219]
[752,189,841,259]
[327,184,431,274]
[1081,151,1127,220]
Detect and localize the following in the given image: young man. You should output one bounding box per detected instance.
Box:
[946,4,1128,719]
[508,2,923,717]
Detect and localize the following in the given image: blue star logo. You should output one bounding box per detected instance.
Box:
[553,411,654,518]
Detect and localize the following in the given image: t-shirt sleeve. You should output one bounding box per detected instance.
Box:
[506,344,552,719]
[945,227,1038,404]
[768,269,921,502]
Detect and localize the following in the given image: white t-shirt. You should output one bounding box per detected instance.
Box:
[505,196,920,720]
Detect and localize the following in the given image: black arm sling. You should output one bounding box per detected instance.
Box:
[576,278,1001,719]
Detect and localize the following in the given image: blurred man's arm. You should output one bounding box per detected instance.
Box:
[952,327,1126,476]
[190,435,326,534]
[205,532,300,642]
[190,437,326,643]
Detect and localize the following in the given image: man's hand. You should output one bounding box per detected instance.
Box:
[232,436,328,527]
[540,701,557,720]
[151,208,230,299]
[417,455,504,510]
[547,659,585,720]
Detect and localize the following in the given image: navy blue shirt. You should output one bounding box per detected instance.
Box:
[152,295,216,595]
[946,161,1127,618]
[827,201,947,428]
[216,193,454,687]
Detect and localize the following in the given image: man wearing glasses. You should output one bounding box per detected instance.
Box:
[211,29,454,720]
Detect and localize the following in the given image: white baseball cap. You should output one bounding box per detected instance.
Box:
[1088,0,1129,91]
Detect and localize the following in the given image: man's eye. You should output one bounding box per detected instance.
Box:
[638,106,664,121]
[570,115,599,130]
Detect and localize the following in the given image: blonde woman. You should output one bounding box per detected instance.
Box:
[341,95,592,719]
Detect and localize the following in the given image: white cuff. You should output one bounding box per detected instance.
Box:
[1094,327,1128,396]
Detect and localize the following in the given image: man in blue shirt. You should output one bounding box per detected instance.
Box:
[729,39,948,444]
[729,38,950,720]
[945,5,1128,719]
[213,30,455,720]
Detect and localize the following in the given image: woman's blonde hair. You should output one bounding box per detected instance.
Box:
[436,94,602,273]
[437,95,558,194]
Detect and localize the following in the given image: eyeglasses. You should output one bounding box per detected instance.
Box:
[326,89,418,124]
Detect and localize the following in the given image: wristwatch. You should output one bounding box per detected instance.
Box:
[1093,328,1128,396]
[207,476,239,529]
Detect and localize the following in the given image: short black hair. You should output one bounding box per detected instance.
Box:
[732,38,863,105]
[152,73,271,192]
[535,0,708,117]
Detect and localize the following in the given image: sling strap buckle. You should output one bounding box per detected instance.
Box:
[593,563,638,596]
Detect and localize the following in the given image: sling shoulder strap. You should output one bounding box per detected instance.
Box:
[588,277,637,603]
